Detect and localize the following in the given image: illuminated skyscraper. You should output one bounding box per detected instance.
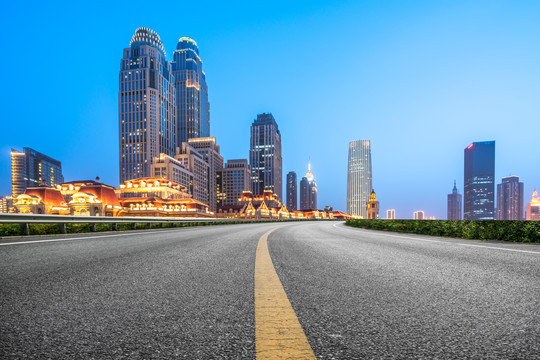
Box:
[497,176,524,220]
[119,28,176,183]
[286,171,297,211]
[464,141,495,220]
[347,140,372,218]
[220,159,251,207]
[188,137,223,212]
[172,37,210,144]
[249,113,282,201]
[300,163,317,210]
[525,190,540,220]
[447,180,462,220]
[11,148,63,199]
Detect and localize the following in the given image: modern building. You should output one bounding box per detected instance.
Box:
[119,27,176,183]
[249,113,282,201]
[219,159,251,207]
[464,141,495,220]
[386,209,395,219]
[151,153,194,196]
[497,176,524,220]
[11,148,63,199]
[174,143,210,207]
[299,163,317,210]
[187,137,223,212]
[347,140,372,218]
[0,195,13,213]
[366,190,379,219]
[414,211,425,220]
[525,190,540,220]
[286,171,297,211]
[447,180,462,220]
[171,37,210,144]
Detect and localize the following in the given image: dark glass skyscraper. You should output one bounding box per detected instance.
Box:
[497,176,524,220]
[172,37,210,144]
[447,180,462,220]
[249,113,282,201]
[464,141,495,220]
[11,148,63,198]
[286,171,297,211]
[300,163,317,210]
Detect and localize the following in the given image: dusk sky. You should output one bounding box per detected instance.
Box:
[1,0,539,218]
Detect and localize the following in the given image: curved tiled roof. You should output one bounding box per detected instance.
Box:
[25,187,68,208]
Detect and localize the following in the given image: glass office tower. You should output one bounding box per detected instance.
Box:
[497,175,524,220]
[172,37,210,144]
[464,141,495,220]
[447,181,462,220]
[347,140,372,217]
[286,171,297,211]
[300,163,317,210]
[11,148,63,198]
[119,28,176,183]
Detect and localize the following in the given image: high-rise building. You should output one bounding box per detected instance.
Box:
[347,140,372,218]
[366,190,379,219]
[299,163,317,210]
[386,209,395,219]
[447,180,462,220]
[119,27,176,183]
[174,143,210,207]
[249,113,282,201]
[414,211,425,220]
[0,195,13,213]
[497,176,524,220]
[525,190,540,220]
[464,141,495,220]
[151,153,194,197]
[172,37,210,144]
[286,171,297,211]
[220,159,251,207]
[11,148,63,199]
[187,137,223,212]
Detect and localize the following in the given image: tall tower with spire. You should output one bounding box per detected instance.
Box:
[300,161,317,210]
[447,180,462,220]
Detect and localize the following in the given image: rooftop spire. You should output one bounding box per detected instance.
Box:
[452,180,458,194]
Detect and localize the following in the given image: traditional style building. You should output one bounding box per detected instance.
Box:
[366,189,379,219]
[14,186,69,215]
[57,179,124,216]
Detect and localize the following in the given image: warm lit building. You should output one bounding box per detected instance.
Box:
[414,211,425,220]
[300,163,317,210]
[525,190,540,221]
[366,189,379,219]
[14,186,69,215]
[0,196,13,213]
[464,141,495,220]
[447,181,462,220]
[151,153,194,196]
[387,209,395,219]
[116,177,190,200]
[11,148,63,199]
[174,143,210,207]
[347,140,372,218]
[497,176,524,220]
[57,179,124,216]
[239,190,287,219]
[286,171,297,211]
[219,159,251,207]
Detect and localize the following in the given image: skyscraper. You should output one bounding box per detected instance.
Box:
[119,27,176,183]
[464,141,495,220]
[286,171,297,211]
[347,140,372,218]
[249,113,282,201]
[220,159,251,207]
[447,180,462,220]
[497,176,524,220]
[300,163,317,210]
[11,148,63,199]
[525,190,540,220]
[188,137,223,212]
[172,37,210,144]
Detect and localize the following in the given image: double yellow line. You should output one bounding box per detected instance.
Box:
[254,229,316,359]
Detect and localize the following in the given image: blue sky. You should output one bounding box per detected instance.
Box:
[1,0,539,218]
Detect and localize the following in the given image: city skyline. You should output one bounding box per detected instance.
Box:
[1,1,540,217]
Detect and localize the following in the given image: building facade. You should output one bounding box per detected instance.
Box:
[497,176,524,220]
[525,190,540,220]
[174,143,209,207]
[286,171,297,211]
[386,209,395,219]
[220,159,251,207]
[366,190,379,219]
[119,27,176,183]
[0,196,13,213]
[172,37,210,144]
[347,140,372,218]
[249,113,282,201]
[414,211,425,220]
[11,148,63,199]
[464,141,495,220]
[151,153,194,196]
[447,180,462,220]
[299,163,317,210]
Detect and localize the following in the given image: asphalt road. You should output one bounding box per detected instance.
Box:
[1,221,539,359]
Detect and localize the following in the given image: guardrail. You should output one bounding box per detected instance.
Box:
[0,213,268,236]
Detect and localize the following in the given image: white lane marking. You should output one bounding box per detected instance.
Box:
[332,222,540,255]
[0,228,201,247]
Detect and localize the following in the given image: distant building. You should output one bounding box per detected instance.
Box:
[250,113,282,201]
[447,180,462,220]
[187,137,223,212]
[300,163,317,210]
[0,195,13,213]
[347,140,372,218]
[172,37,210,144]
[11,148,64,199]
[220,159,251,207]
[497,176,524,220]
[151,153,194,196]
[174,143,210,207]
[525,190,540,221]
[386,209,395,219]
[286,171,297,211]
[324,206,333,212]
[414,211,425,220]
[464,141,495,220]
[366,189,379,219]
[119,28,176,182]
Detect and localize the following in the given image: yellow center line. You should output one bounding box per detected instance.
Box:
[255,228,316,359]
